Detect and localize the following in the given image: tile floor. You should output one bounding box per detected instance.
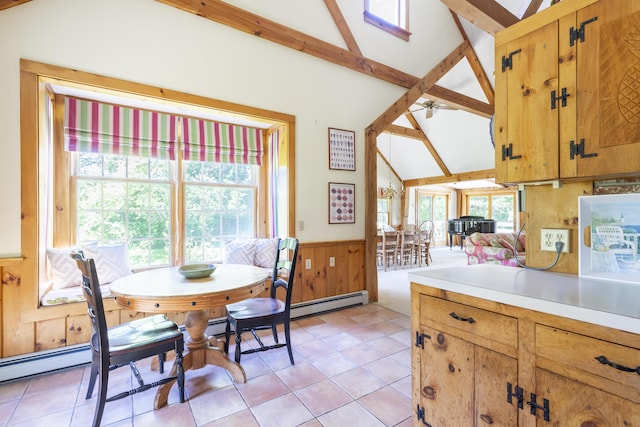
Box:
[0,303,412,426]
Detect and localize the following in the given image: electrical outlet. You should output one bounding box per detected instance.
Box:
[541,229,570,253]
[305,259,311,270]
[329,257,335,267]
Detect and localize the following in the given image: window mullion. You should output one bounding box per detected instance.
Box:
[174,121,185,266]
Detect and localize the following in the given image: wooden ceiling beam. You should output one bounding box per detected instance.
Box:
[449,11,495,105]
[404,169,495,187]
[156,0,419,89]
[522,0,545,19]
[440,0,519,34]
[402,114,452,176]
[0,0,30,11]
[324,0,362,56]
[368,41,470,135]
[425,85,493,118]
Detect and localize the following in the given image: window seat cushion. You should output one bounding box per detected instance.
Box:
[40,283,113,307]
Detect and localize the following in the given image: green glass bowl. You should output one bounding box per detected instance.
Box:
[178,263,216,279]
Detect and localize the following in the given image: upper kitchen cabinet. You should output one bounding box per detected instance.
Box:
[494,0,640,185]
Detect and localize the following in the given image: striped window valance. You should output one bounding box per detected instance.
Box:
[64,97,178,160]
[181,117,263,165]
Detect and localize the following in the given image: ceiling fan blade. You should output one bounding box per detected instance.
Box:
[425,108,434,119]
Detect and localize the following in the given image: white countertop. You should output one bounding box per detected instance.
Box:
[408,265,640,334]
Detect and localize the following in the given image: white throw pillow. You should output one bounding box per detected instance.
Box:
[254,238,279,268]
[223,239,257,265]
[82,243,132,284]
[46,248,82,290]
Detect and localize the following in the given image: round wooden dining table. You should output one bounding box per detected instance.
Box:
[109,263,269,408]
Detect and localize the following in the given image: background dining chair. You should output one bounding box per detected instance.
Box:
[417,220,434,266]
[224,237,299,364]
[71,252,185,427]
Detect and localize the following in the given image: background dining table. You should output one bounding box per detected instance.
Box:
[109,263,269,408]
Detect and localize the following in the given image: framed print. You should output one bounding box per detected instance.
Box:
[329,182,355,224]
[329,127,355,171]
[578,194,640,284]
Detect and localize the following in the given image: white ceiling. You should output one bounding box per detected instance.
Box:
[377,0,554,189]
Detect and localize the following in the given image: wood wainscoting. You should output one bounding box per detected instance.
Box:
[0,239,366,360]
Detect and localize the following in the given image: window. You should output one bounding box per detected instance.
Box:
[465,191,517,233]
[377,198,390,229]
[44,83,289,272]
[416,191,449,244]
[364,0,411,41]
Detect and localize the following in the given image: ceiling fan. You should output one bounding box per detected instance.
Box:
[410,99,457,119]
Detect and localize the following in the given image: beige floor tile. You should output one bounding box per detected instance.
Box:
[358,386,412,426]
[317,401,385,427]
[235,372,289,407]
[275,362,326,391]
[201,408,259,426]
[311,352,358,378]
[364,354,411,384]
[250,393,313,427]
[294,379,352,416]
[330,367,386,399]
[189,385,246,425]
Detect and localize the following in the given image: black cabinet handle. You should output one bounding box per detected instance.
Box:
[595,355,640,375]
[449,311,476,324]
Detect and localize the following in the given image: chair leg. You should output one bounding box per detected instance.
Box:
[284,321,294,365]
[93,359,110,427]
[158,353,165,374]
[224,320,231,353]
[176,344,185,404]
[85,357,99,399]
[234,330,243,363]
[271,324,279,344]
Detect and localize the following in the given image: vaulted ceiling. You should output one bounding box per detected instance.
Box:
[0,0,554,188]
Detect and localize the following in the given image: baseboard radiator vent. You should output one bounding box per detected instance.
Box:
[0,290,368,383]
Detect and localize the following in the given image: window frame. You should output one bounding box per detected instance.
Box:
[51,93,268,268]
[462,188,518,233]
[364,0,411,41]
[20,59,296,315]
[415,189,449,245]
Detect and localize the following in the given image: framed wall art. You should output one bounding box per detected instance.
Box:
[328,127,355,171]
[578,193,640,284]
[329,182,355,224]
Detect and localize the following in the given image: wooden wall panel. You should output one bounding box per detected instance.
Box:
[0,240,365,358]
[35,318,66,351]
[524,182,593,273]
[66,314,91,346]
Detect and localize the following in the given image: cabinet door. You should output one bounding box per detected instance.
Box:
[416,325,518,426]
[475,346,518,427]
[562,1,640,178]
[536,369,640,425]
[417,325,474,426]
[495,21,559,184]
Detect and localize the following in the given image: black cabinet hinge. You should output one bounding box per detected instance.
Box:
[506,382,524,409]
[570,16,598,46]
[415,331,431,349]
[501,49,521,72]
[416,404,433,427]
[569,139,598,160]
[501,143,522,161]
[551,87,570,109]
[527,393,550,422]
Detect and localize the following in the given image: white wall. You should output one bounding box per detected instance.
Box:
[0,0,461,256]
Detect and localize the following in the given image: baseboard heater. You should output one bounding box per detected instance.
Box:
[0,290,368,383]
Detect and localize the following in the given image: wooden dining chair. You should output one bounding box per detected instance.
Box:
[224,237,299,364]
[71,252,185,427]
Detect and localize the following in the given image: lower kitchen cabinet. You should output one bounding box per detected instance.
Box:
[536,369,640,426]
[412,283,640,426]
